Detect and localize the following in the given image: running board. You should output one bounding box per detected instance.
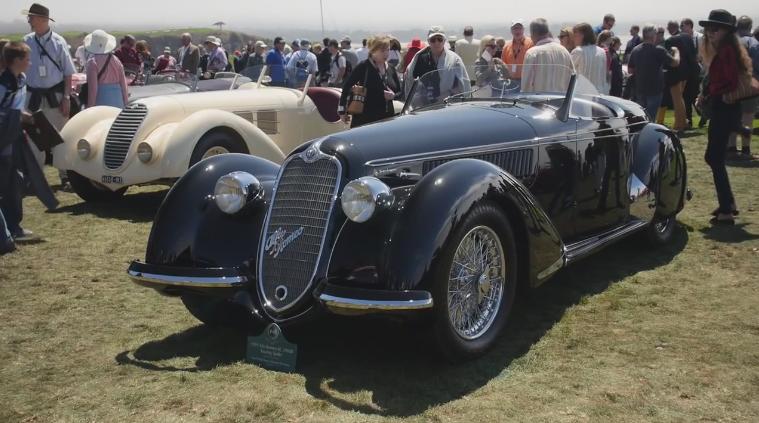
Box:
[564,220,649,265]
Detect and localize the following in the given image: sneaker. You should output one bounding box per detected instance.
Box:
[60,182,73,193]
[12,228,39,243]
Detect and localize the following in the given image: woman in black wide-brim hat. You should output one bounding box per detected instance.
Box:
[697,9,754,225]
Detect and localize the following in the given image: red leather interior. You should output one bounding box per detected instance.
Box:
[306,87,341,123]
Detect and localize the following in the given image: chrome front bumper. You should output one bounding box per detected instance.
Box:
[317,283,433,315]
[128,261,248,293]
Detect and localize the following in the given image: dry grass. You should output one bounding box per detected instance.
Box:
[1,117,759,422]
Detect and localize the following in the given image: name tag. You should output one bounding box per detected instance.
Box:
[512,64,517,73]
[39,66,47,78]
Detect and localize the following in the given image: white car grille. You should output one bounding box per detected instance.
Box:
[103,104,147,170]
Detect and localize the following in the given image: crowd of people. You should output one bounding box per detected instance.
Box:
[1,2,759,254]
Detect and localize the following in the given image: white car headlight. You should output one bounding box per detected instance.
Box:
[137,142,153,163]
[341,177,393,223]
[77,139,92,160]
[214,171,263,214]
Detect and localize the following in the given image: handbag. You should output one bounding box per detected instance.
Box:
[723,73,759,104]
[346,65,370,115]
[79,54,113,106]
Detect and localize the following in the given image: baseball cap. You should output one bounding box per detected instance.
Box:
[511,19,525,29]
[428,25,446,40]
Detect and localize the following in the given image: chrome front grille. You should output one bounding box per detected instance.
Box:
[103,104,147,170]
[258,154,340,312]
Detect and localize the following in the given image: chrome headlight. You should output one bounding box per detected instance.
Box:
[137,142,153,163]
[341,177,393,223]
[214,171,263,214]
[77,139,92,160]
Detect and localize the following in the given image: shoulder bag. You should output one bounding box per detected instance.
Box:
[723,72,759,104]
[347,64,370,115]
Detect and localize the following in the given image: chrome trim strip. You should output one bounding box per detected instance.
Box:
[365,122,636,169]
[257,139,343,314]
[319,294,433,311]
[565,220,649,264]
[536,254,565,281]
[128,269,248,288]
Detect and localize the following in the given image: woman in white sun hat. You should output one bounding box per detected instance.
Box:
[83,29,128,108]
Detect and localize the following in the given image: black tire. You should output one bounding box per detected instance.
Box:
[431,202,518,362]
[189,130,246,167]
[180,294,263,330]
[67,170,127,202]
[646,214,676,245]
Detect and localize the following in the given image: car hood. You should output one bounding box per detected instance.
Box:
[312,102,540,178]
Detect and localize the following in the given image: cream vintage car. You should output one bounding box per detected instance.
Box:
[55,67,353,201]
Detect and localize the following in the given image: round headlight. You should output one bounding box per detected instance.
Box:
[137,142,153,163]
[341,177,393,223]
[77,139,91,160]
[214,171,263,214]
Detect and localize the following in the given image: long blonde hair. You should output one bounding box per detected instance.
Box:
[700,30,752,75]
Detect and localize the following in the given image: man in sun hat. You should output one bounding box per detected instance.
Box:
[203,36,227,77]
[501,19,534,86]
[22,3,76,188]
[404,25,470,100]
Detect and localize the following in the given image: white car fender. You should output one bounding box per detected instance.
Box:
[55,106,121,170]
[154,109,287,176]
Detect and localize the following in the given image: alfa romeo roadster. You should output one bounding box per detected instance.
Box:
[54,66,351,201]
[128,65,688,361]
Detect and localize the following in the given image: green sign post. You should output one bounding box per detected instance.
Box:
[246,323,297,372]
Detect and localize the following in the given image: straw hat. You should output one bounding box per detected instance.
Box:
[84,29,117,54]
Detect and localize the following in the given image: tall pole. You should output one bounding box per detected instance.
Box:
[320,0,325,37]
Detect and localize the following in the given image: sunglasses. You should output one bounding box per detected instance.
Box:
[485,44,497,48]
[429,36,445,43]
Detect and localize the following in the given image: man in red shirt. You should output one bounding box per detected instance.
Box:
[114,35,142,71]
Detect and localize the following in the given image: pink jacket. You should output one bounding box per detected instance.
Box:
[86,54,129,107]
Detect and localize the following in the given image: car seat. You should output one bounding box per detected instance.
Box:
[306,87,341,123]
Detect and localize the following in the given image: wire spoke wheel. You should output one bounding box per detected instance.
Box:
[447,225,506,340]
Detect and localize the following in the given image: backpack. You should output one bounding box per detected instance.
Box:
[293,51,311,85]
[333,52,352,81]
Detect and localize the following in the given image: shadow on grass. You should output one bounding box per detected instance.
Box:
[699,223,759,243]
[51,189,168,223]
[115,226,688,417]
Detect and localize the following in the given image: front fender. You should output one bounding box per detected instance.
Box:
[55,106,121,170]
[153,109,287,177]
[377,159,564,291]
[144,153,280,273]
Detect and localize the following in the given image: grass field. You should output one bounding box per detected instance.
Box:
[1,115,759,422]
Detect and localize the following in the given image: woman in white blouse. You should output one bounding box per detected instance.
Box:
[570,23,610,94]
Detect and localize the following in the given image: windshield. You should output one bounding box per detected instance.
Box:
[403,63,601,115]
[143,70,199,90]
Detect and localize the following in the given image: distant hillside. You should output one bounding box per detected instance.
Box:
[0,28,267,55]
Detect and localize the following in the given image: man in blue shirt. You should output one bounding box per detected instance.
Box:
[266,37,287,87]
[594,14,616,35]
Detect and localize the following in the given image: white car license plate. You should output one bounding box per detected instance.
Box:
[101,175,124,185]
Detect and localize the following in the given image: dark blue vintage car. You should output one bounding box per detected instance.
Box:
[128,64,688,361]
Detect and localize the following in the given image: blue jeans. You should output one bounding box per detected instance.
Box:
[637,93,663,121]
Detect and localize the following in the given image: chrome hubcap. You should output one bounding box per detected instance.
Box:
[447,226,506,340]
[201,146,230,160]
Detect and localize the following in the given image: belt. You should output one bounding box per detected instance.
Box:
[27,81,64,111]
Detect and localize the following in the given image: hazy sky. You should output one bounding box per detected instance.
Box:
[4,0,759,31]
